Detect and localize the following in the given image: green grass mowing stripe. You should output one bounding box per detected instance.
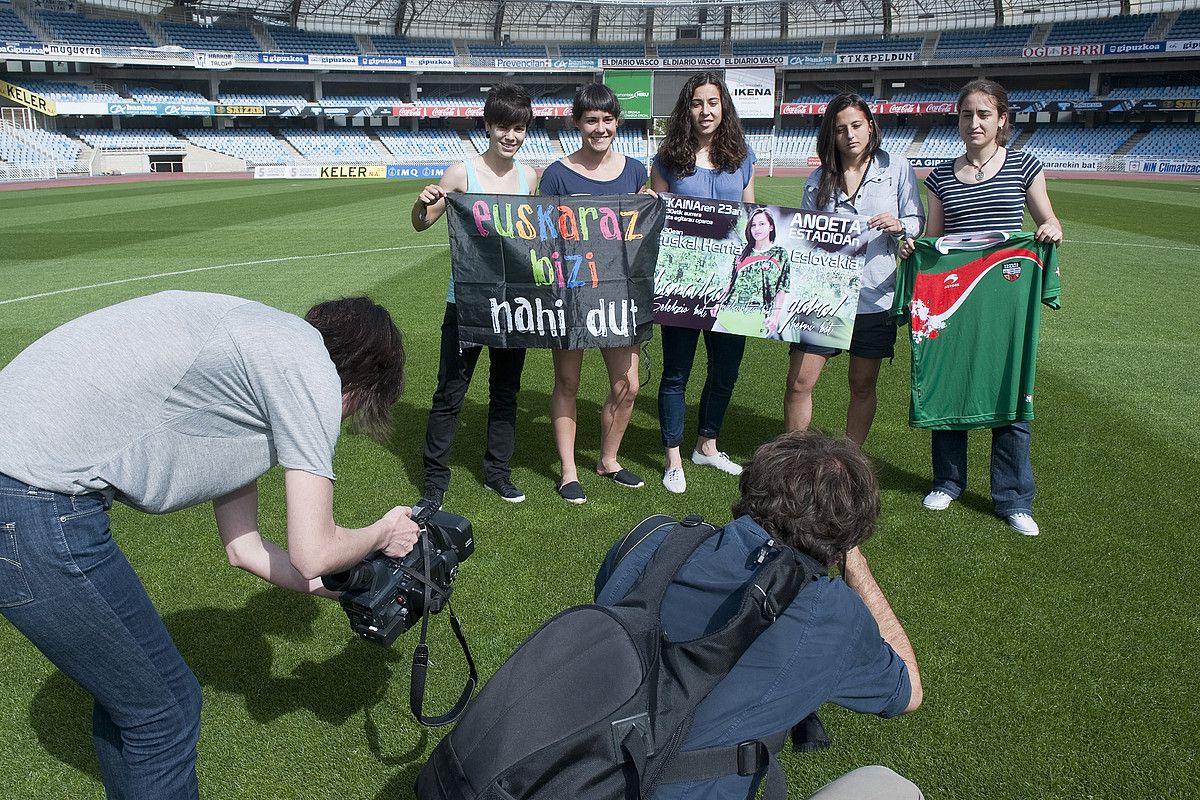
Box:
[0,177,1197,799]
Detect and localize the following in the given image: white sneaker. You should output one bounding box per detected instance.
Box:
[1005,513,1040,536]
[691,450,743,476]
[922,490,955,511]
[662,467,687,494]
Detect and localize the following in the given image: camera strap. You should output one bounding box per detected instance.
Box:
[408,528,478,727]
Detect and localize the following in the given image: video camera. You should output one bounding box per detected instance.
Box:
[322,499,474,647]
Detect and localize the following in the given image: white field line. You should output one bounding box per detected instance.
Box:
[0,244,448,307]
[1064,239,1200,252]
[3,238,1198,307]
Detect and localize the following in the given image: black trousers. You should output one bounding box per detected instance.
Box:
[423,304,527,492]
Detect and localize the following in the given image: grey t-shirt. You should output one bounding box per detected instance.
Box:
[0,291,343,513]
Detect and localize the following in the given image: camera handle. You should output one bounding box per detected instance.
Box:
[405,528,478,727]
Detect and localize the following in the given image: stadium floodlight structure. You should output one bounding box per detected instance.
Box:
[68,0,1198,39]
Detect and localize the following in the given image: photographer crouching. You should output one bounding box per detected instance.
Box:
[0,291,416,800]
[595,431,924,800]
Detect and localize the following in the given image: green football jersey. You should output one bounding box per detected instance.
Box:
[892,231,1061,430]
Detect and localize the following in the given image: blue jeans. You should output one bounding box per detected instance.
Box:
[0,473,201,799]
[657,326,747,448]
[930,422,1035,516]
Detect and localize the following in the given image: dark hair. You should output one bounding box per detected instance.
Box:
[958,78,1011,147]
[815,93,881,208]
[484,83,533,128]
[656,72,748,177]
[573,82,621,120]
[304,297,405,442]
[738,207,777,263]
[731,431,880,567]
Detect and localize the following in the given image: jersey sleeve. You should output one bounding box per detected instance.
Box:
[890,243,919,322]
[1041,241,1061,309]
[630,158,649,191]
[742,145,757,187]
[228,310,342,480]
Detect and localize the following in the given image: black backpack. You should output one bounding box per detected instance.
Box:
[416,515,824,800]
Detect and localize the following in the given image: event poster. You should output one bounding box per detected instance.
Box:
[446,193,663,349]
[653,194,868,349]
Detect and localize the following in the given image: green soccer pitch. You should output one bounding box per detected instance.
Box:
[1,176,1197,799]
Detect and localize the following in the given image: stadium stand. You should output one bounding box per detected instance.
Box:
[772,127,820,163]
[1104,85,1200,99]
[415,94,486,108]
[1045,13,1156,45]
[1022,125,1138,157]
[282,130,382,163]
[880,126,918,157]
[377,129,470,161]
[160,23,261,52]
[467,42,548,58]
[37,10,153,47]
[559,43,645,58]
[370,35,455,56]
[835,36,923,53]
[1127,127,1200,158]
[732,40,822,56]
[218,92,309,106]
[319,94,406,107]
[916,125,967,158]
[127,86,210,103]
[0,127,80,168]
[656,42,723,57]
[1166,9,1200,38]
[935,25,1034,57]
[180,128,293,165]
[73,129,186,151]
[10,81,125,103]
[0,7,37,41]
[267,29,359,54]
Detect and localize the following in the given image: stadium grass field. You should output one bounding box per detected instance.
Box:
[1,175,1197,800]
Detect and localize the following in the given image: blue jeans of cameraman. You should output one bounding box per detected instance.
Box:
[657,326,747,448]
[930,422,1035,516]
[0,472,201,799]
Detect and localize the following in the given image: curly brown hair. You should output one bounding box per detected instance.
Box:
[305,296,405,442]
[731,431,880,567]
[656,72,748,178]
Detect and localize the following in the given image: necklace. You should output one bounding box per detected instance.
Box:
[965,146,1001,181]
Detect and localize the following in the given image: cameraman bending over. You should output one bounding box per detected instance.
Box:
[595,431,923,800]
[0,291,418,800]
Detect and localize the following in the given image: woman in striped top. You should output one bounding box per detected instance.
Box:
[901,78,1063,537]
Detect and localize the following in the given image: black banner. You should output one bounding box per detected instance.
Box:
[446,193,663,349]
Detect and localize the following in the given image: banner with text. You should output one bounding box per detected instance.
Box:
[447,193,663,349]
[726,68,775,119]
[603,70,653,120]
[654,194,866,348]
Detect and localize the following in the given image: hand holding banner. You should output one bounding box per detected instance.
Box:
[446,193,663,350]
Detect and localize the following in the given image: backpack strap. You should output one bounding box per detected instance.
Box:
[610,514,719,615]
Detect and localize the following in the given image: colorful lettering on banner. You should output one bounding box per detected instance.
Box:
[446,193,664,349]
[654,194,867,349]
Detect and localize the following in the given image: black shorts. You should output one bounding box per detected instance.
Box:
[789,311,898,360]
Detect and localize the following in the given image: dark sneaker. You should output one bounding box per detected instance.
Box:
[486,479,526,503]
[556,480,587,504]
[422,486,446,508]
[600,468,645,489]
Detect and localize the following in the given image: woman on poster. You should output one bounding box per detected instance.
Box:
[785,93,925,447]
[712,207,792,339]
[898,78,1063,536]
[537,83,655,504]
[651,72,756,494]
